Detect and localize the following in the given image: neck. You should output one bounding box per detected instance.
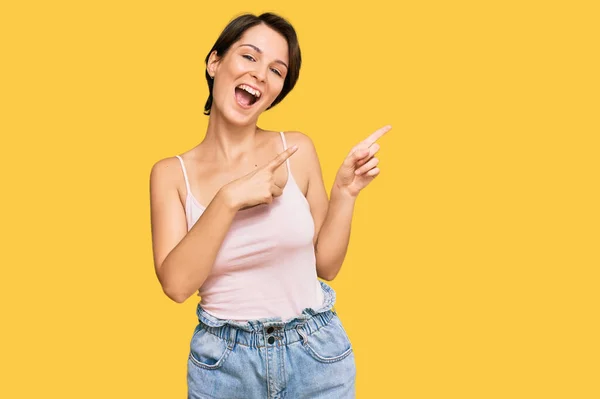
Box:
[203,108,260,162]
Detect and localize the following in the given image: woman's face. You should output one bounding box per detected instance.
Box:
[208,24,290,126]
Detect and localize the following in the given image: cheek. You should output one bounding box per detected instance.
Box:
[229,56,251,75]
[212,80,232,107]
[269,79,285,97]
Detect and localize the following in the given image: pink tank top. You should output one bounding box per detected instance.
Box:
[175,132,325,321]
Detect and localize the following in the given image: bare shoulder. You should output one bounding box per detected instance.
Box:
[282,131,319,162]
[150,156,185,204]
[258,129,320,165]
[150,156,182,187]
[283,130,316,148]
[279,131,322,195]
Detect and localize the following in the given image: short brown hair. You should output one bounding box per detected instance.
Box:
[203,13,302,115]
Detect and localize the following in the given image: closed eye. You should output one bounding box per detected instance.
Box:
[270,68,282,77]
[242,54,256,62]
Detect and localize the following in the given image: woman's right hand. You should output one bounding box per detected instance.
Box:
[220,145,298,211]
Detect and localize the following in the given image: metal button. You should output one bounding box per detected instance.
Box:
[267,327,274,334]
[268,336,275,344]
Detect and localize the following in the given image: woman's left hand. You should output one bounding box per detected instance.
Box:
[334,125,392,197]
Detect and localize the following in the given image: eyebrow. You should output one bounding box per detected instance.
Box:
[238,44,289,69]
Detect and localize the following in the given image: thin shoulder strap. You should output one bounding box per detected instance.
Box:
[175,155,191,197]
[279,131,291,172]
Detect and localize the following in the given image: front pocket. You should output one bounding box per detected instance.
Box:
[188,324,233,370]
[302,315,353,364]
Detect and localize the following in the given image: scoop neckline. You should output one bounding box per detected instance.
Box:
[186,168,296,211]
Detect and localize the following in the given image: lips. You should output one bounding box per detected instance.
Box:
[237,83,262,99]
[234,83,262,109]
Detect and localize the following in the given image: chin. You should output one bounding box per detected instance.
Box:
[218,98,268,126]
[220,106,259,127]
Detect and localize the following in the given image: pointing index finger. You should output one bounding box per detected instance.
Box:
[362,125,392,146]
[267,145,298,171]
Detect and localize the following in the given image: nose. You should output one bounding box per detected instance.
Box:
[250,67,267,83]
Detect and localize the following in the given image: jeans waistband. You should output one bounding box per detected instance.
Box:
[194,280,337,348]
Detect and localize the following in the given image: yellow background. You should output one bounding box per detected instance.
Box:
[1,0,599,397]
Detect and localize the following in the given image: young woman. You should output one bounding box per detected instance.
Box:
[149,12,390,399]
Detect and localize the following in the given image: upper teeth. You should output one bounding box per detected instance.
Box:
[238,84,261,98]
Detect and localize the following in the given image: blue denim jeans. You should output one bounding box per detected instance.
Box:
[187,281,356,399]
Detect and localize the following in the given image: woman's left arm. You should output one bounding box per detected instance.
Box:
[292,126,392,280]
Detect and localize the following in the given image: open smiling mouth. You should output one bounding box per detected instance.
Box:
[234,84,261,108]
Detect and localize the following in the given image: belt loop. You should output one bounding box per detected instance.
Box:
[227,326,237,350]
[295,321,308,345]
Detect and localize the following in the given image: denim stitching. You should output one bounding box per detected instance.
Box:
[188,346,232,370]
[304,345,353,364]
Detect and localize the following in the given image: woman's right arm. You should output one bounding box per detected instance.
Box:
[149,157,237,303]
[149,147,298,303]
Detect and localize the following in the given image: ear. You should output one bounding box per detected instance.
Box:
[207,50,220,78]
